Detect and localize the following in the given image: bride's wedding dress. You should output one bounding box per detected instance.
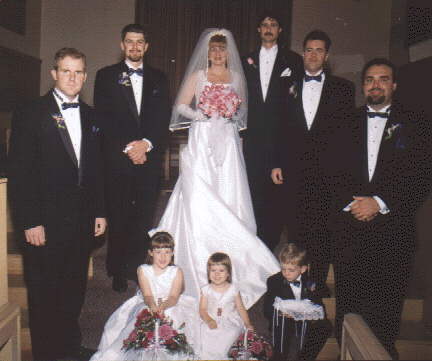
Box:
[151,71,279,309]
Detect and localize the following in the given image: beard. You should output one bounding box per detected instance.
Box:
[126,53,143,63]
[367,94,386,105]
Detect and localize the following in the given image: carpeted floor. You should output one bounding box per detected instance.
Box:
[79,191,275,350]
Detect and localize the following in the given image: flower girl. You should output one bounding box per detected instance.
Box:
[197,252,254,360]
[90,232,194,361]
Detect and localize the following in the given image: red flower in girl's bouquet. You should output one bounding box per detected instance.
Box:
[228,330,273,360]
[122,308,194,357]
[198,84,241,120]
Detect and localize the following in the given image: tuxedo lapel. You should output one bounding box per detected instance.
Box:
[296,79,308,132]
[266,49,284,103]
[118,62,140,124]
[358,108,370,183]
[249,50,264,103]
[47,92,78,168]
[309,75,330,133]
[140,65,152,120]
[78,102,91,184]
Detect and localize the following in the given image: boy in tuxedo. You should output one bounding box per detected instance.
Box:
[263,243,331,361]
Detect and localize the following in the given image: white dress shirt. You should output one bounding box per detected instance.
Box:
[343,104,390,214]
[125,60,143,114]
[289,275,302,300]
[302,70,325,130]
[124,60,153,151]
[53,88,81,166]
[259,45,278,101]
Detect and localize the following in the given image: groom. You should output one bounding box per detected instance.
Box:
[94,23,170,292]
[242,11,303,250]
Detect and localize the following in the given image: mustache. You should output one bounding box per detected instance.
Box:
[264,32,273,36]
[369,87,383,92]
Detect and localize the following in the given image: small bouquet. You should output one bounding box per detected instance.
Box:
[228,329,273,361]
[123,308,194,358]
[198,84,241,120]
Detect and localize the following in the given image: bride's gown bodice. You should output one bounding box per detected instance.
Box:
[151,71,279,309]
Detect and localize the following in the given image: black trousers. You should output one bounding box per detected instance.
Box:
[244,146,285,250]
[106,168,160,280]
[22,219,92,361]
[333,215,414,359]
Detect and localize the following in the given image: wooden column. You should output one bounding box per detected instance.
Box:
[0,178,21,361]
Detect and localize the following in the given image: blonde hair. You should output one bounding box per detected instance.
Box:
[207,252,232,283]
[145,232,175,265]
[278,243,308,267]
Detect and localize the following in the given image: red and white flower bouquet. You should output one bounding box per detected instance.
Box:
[198,84,241,120]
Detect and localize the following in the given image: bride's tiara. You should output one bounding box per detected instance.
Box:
[210,29,227,38]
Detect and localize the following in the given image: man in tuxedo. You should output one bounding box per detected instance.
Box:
[330,58,431,358]
[8,48,106,361]
[94,24,170,292]
[271,30,355,292]
[242,12,303,250]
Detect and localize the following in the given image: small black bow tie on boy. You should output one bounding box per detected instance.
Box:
[286,280,301,287]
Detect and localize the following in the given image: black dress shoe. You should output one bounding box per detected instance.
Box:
[112,276,128,292]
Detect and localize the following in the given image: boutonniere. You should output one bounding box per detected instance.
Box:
[52,112,66,129]
[118,72,131,87]
[289,81,298,99]
[247,57,257,69]
[151,88,160,96]
[92,125,100,134]
[304,280,316,293]
[384,123,402,141]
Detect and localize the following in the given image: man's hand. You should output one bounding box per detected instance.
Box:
[350,196,380,222]
[125,140,149,165]
[25,225,46,246]
[94,217,107,236]
[271,168,284,184]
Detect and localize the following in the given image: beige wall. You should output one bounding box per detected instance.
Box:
[39,0,135,103]
[0,0,42,58]
[291,0,392,104]
[409,39,432,62]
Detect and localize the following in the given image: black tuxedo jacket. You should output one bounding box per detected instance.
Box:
[94,61,170,178]
[273,73,355,173]
[8,91,104,235]
[329,104,432,234]
[242,47,303,163]
[263,272,323,321]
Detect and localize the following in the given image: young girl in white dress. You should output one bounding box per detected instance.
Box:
[90,232,195,361]
[197,252,254,360]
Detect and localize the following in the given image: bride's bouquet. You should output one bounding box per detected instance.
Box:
[198,84,241,119]
[228,329,273,360]
[123,308,194,359]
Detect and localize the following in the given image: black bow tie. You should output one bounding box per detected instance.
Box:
[367,111,389,119]
[127,67,143,77]
[304,73,322,82]
[286,280,301,287]
[62,102,80,110]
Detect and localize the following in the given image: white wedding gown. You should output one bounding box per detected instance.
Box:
[151,72,280,309]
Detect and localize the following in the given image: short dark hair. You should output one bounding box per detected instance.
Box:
[53,47,86,70]
[303,30,332,51]
[145,232,175,265]
[361,58,397,83]
[257,10,283,29]
[121,23,149,42]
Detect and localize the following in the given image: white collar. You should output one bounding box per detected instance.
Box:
[260,44,278,55]
[125,60,143,70]
[54,88,79,103]
[367,104,391,113]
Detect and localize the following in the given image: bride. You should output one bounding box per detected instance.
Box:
[151,28,279,309]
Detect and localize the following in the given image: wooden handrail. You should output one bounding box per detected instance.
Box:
[341,313,391,360]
